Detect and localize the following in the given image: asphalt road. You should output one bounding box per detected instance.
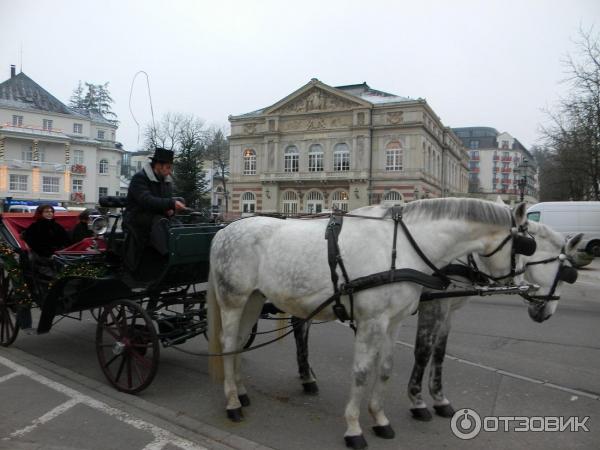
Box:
[2,261,599,450]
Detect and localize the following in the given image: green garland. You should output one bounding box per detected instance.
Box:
[55,260,109,280]
[0,242,32,306]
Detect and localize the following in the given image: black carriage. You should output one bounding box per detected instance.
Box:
[0,198,224,393]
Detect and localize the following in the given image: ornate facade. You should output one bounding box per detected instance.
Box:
[228,79,469,215]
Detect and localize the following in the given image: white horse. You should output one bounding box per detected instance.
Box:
[207,198,532,449]
[407,221,583,420]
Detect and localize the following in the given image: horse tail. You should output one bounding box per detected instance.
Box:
[207,269,225,382]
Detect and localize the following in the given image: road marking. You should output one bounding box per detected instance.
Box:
[0,355,208,450]
[0,371,20,383]
[394,340,600,401]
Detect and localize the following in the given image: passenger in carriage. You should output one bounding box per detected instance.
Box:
[71,209,95,244]
[122,147,186,272]
[23,204,70,257]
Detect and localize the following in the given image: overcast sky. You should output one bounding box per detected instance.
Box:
[1,0,598,151]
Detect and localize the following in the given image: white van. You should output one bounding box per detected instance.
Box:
[526,201,600,257]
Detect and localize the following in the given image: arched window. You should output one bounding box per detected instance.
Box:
[241,192,256,213]
[99,159,109,174]
[383,190,403,206]
[282,190,299,215]
[333,143,350,171]
[305,190,324,213]
[243,149,256,175]
[284,145,299,172]
[385,141,403,171]
[308,144,323,172]
[331,190,349,212]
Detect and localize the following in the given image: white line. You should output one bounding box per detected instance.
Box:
[0,371,20,383]
[394,340,600,401]
[0,355,208,450]
[10,398,80,438]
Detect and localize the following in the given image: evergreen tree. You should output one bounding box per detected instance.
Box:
[68,80,86,109]
[69,81,118,125]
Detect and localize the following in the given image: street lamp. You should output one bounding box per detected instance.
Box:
[516,158,529,203]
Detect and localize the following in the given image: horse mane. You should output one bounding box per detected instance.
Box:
[351,198,513,226]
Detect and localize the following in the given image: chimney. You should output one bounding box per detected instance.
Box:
[10,65,16,78]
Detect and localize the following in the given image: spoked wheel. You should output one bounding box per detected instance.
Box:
[96,299,160,394]
[90,307,101,322]
[0,268,19,346]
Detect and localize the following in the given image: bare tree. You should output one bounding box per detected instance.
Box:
[540,27,600,200]
[206,127,230,213]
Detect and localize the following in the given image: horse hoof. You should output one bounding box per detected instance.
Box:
[410,407,433,422]
[226,408,244,422]
[238,394,251,407]
[372,424,395,439]
[434,404,455,418]
[302,381,319,395]
[344,434,368,449]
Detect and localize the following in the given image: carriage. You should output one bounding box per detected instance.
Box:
[0,197,232,393]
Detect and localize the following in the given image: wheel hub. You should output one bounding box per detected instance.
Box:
[112,340,126,355]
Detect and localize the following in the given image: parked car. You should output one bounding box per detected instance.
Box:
[527,201,600,266]
[7,205,68,213]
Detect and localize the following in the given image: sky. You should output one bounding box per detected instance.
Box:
[1,0,598,152]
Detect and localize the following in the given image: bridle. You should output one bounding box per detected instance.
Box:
[519,245,578,304]
[466,220,537,284]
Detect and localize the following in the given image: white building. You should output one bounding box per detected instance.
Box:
[0,65,124,208]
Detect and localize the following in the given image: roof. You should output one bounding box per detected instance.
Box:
[70,108,116,126]
[0,72,75,116]
[234,80,412,118]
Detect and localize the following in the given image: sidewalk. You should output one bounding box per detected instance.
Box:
[0,349,271,450]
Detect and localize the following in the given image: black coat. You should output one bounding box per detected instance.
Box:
[23,219,70,257]
[72,222,93,243]
[124,162,175,235]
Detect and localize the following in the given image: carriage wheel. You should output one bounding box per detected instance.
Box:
[96,300,160,394]
[0,268,19,346]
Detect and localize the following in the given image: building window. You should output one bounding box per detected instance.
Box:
[9,174,27,191]
[306,190,324,213]
[243,149,256,175]
[72,179,83,192]
[282,190,299,215]
[98,187,108,198]
[284,145,299,172]
[333,143,350,171]
[501,140,509,149]
[43,119,53,131]
[385,141,403,171]
[308,144,323,172]
[73,149,84,165]
[73,123,83,134]
[99,159,109,174]
[42,176,59,193]
[12,115,23,126]
[331,191,349,212]
[241,192,256,213]
[98,130,105,139]
[21,145,45,162]
[469,140,479,149]
[383,190,403,205]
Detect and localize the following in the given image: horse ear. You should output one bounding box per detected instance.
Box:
[565,233,584,255]
[513,202,527,227]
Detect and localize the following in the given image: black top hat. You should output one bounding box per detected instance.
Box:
[150,147,174,164]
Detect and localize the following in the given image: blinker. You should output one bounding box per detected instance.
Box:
[559,266,578,284]
[513,234,536,256]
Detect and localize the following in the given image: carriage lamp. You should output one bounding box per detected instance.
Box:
[353,187,360,199]
[89,215,108,236]
[265,188,271,199]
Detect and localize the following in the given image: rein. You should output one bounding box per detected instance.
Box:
[519,247,577,303]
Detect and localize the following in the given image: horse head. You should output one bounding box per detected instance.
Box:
[518,222,583,322]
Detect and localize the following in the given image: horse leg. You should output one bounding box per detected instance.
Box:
[291,316,318,395]
[343,320,384,450]
[428,305,455,418]
[368,319,398,440]
[407,300,442,422]
[219,304,245,422]
[234,292,266,407]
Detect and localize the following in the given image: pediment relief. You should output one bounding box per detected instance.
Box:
[269,88,363,115]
